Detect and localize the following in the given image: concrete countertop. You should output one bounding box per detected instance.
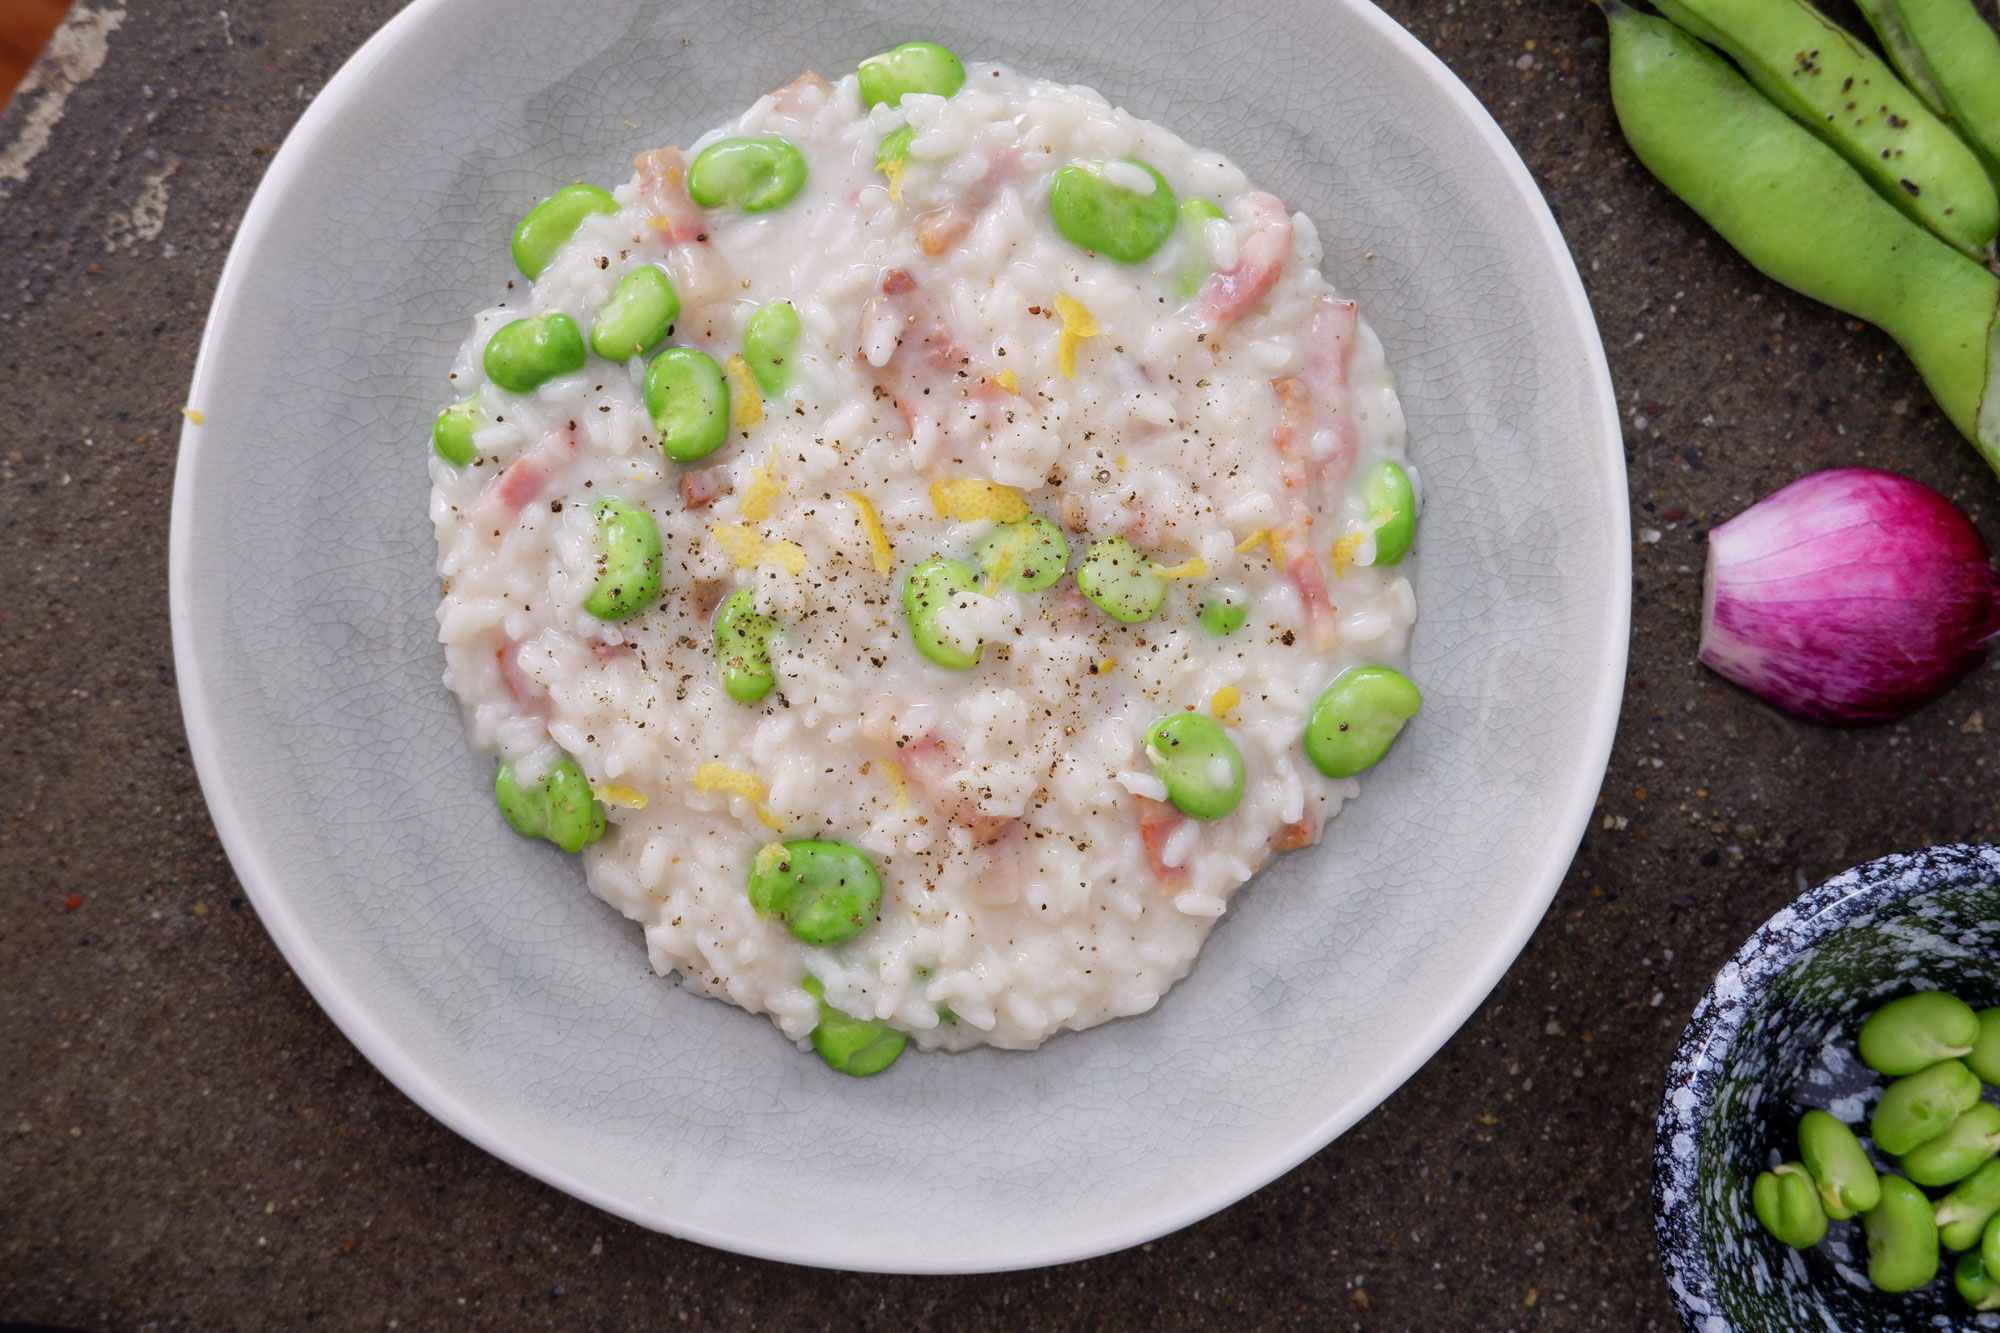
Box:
[6,0,1997,1327]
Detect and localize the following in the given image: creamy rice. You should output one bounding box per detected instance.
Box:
[431,60,1415,1055]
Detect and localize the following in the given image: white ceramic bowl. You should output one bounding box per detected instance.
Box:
[170,0,1627,1272]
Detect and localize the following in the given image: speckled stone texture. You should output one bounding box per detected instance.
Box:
[1656,845,2000,1332]
[6,0,2000,1329]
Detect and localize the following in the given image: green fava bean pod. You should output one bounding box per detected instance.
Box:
[1362,461,1417,565]
[1168,197,1225,301]
[1968,1006,2000,1083]
[1866,1173,1942,1291]
[686,136,808,212]
[1903,1100,2000,1185]
[1305,666,1422,779]
[1144,713,1246,821]
[1752,1162,1828,1248]
[494,755,608,854]
[1600,1,2000,467]
[643,347,730,461]
[1872,1057,1983,1155]
[1937,1157,2000,1249]
[801,976,906,1076]
[1197,587,1251,636]
[511,183,619,280]
[1958,1251,2000,1311]
[903,557,983,669]
[1859,989,1980,1074]
[976,514,1069,592]
[743,301,801,395]
[1050,159,1179,264]
[583,499,663,621]
[432,399,480,466]
[1647,0,1998,258]
[857,41,966,107]
[715,588,780,703]
[747,839,882,945]
[1075,536,1167,622]
[484,312,587,394]
[1797,1109,1880,1218]
[1851,0,2000,192]
[590,266,680,362]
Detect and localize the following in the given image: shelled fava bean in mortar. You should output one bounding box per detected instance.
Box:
[428,42,1422,1074]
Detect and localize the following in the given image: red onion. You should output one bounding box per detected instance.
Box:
[1698,468,2000,724]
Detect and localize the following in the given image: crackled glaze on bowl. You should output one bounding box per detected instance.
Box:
[1656,844,2000,1331]
[171,0,1626,1271]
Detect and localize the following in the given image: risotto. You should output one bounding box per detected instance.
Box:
[429,43,1420,1069]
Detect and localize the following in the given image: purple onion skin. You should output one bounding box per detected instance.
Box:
[1698,468,2000,724]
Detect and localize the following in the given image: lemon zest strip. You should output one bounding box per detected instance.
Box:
[1055,294,1097,379]
[843,490,895,574]
[591,782,649,810]
[724,354,763,431]
[741,444,781,521]
[930,478,1029,523]
[693,762,782,830]
[1149,556,1209,579]
[1210,686,1241,721]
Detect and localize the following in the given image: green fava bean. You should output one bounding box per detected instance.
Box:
[583,498,663,621]
[748,839,882,945]
[1967,1007,2000,1083]
[976,514,1069,592]
[590,266,680,362]
[1363,460,1417,566]
[1197,586,1251,636]
[686,136,807,212]
[857,41,966,107]
[1798,1109,1880,1218]
[494,755,607,853]
[643,347,730,461]
[1168,197,1225,301]
[1958,1251,2000,1311]
[1936,1157,2000,1249]
[511,182,618,280]
[715,588,779,703]
[484,312,587,394]
[1305,666,1422,779]
[432,399,480,465]
[876,125,916,171]
[743,301,801,395]
[1903,1100,2000,1186]
[1076,535,1167,622]
[1050,159,1178,264]
[802,975,906,1076]
[1859,989,1980,1074]
[1866,1173,1942,1292]
[1144,712,1246,821]
[1983,1208,2000,1279]
[903,557,982,669]
[1873,1057,1983,1155]
[1753,1162,1828,1248]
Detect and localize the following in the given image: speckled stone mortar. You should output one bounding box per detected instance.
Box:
[1656,844,2000,1332]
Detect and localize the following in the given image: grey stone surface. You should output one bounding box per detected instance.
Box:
[4,0,1998,1328]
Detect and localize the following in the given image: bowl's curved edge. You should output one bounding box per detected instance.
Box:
[1650,842,2000,1331]
[170,0,1630,1275]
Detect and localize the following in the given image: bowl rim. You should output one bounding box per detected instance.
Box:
[169,0,1629,1271]
[1651,842,2000,1329]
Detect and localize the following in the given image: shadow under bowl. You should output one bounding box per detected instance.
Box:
[1655,844,2000,1331]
